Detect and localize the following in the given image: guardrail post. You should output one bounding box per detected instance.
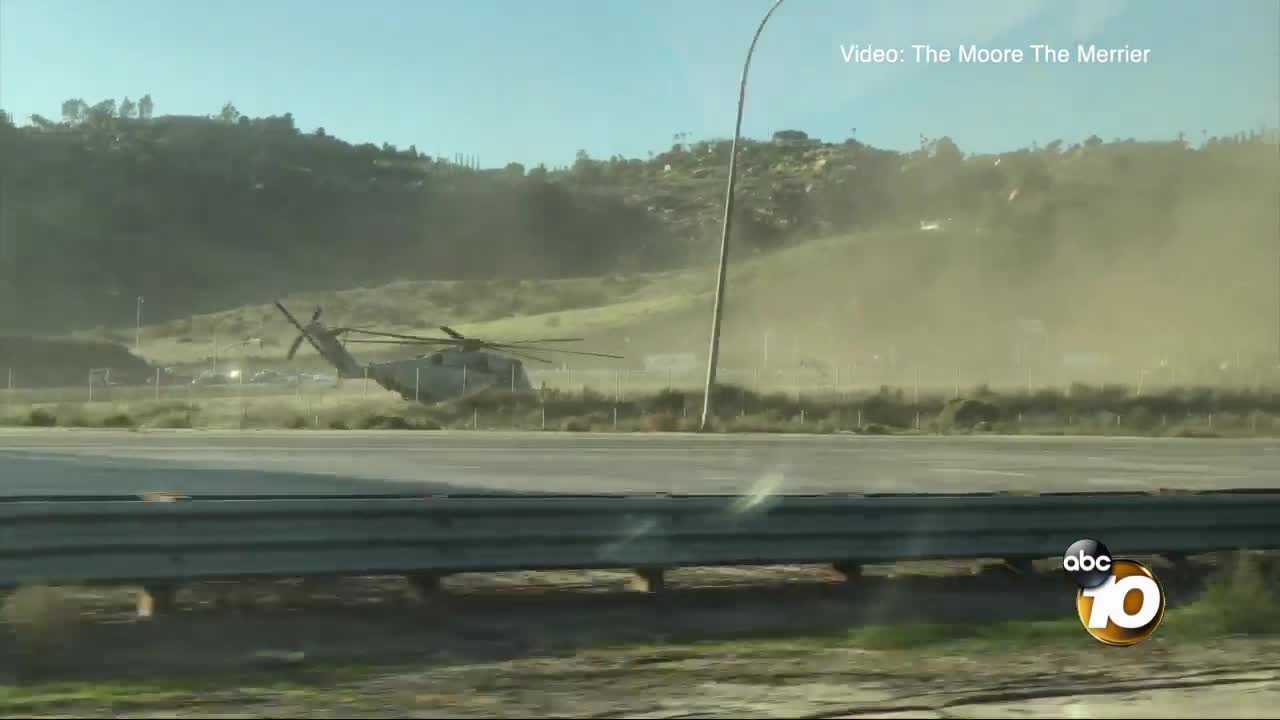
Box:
[629,567,666,593]
[137,583,178,619]
[408,573,446,600]
[832,561,862,582]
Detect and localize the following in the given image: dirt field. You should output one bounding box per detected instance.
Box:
[3,562,1278,718]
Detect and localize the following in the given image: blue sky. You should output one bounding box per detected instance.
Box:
[2,0,1277,168]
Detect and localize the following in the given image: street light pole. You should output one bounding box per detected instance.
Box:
[135,296,144,352]
[700,0,787,432]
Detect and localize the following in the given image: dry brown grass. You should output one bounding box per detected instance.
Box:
[2,586,82,674]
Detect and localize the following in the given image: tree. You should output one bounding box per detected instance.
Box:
[219,102,240,124]
[930,136,964,166]
[29,114,57,130]
[772,129,809,143]
[119,97,137,120]
[87,99,117,123]
[138,94,154,120]
[1084,134,1103,148]
[61,99,87,125]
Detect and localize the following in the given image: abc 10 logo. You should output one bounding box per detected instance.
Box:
[1063,539,1166,646]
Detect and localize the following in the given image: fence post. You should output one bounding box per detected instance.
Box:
[88,370,93,403]
[511,364,516,393]
[415,367,420,403]
[364,367,370,397]
[154,367,161,401]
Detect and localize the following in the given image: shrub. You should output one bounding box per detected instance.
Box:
[23,408,57,427]
[101,412,136,428]
[936,398,1000,431]
[642,413,680,432]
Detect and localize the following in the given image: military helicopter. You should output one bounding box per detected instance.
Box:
[274,301,623,402]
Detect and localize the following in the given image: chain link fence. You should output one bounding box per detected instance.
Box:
[3,361,1279,436]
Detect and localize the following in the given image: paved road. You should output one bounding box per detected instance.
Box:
[1,428,1276,496]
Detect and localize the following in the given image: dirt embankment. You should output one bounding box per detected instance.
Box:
[0,336,156,387]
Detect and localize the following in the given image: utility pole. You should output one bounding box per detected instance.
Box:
[135,296,144,352]
[700,0,788,432]
[0,130,15,334]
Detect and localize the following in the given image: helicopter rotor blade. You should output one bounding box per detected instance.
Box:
[276,301,326,359]
[275,301,308,335]
[439,326,465,340]
[501,338,586,344]
[487,344,625,360]
[498,348,555,364]
[343,339,456,346]
[335,328,467,343]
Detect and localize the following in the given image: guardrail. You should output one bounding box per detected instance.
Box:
[3,490,1279,611]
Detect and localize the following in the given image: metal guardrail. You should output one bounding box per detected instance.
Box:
[3,490,1279,591]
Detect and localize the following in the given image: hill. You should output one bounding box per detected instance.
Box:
[1,97,1278,382]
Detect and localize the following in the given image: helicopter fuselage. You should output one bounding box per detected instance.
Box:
[366,349,533,401]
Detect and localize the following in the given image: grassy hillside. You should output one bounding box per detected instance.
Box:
[3,99,1277,385]
[118,224,1280,394]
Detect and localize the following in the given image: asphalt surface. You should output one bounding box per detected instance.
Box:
[0,428,1276,496]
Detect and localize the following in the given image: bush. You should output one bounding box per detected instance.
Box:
[1180,552,1280,636]
[560,415,592,431]
[3,585,81,676]
[23,408,57,426]
[936,398,1000,431]
[642,413,680,432]
[357,414,412,430]
[153,411,193,429]
[101,412,136,428]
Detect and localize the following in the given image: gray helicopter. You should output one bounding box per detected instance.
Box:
[275,301,623,402]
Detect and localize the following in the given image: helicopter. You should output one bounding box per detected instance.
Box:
[274,301,624,403]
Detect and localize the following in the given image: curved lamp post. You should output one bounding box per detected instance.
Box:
[700,0,788,432]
